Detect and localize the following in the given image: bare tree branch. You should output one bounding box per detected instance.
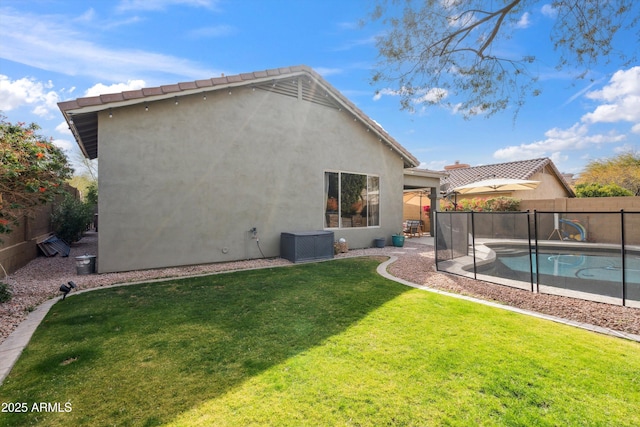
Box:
[367,0,638,118]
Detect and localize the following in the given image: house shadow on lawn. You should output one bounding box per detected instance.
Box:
[0,257,408,426]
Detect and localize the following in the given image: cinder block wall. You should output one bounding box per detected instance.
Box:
[520,197,640,245]
[0,187,80,274]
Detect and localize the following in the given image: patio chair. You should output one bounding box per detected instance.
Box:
[404,220,423,238]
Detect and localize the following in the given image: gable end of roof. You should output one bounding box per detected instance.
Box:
[58,65,419,167]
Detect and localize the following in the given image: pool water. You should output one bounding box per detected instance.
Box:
[497,252,640,284]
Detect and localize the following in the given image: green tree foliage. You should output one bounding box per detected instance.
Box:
[85,181,98,207]
[367,0,638,118]
[575,183,633,198]
[576,152,640,196]
[68,173,97,202]
[0,118,73,235]
[51,194,94,244]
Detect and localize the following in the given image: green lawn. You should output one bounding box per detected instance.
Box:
[1,258,639,426]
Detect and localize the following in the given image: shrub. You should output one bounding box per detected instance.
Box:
[0,282,11,303]
[440,196,520,212]
[484,196,521,211]
[575,183,633,197]
[51,194,94,243]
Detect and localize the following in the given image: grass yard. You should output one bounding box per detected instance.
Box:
[1,257,639,426]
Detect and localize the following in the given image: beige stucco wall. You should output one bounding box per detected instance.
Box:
[511,167,571,200]
[97,86,407,272]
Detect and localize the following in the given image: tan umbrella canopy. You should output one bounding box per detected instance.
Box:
[453,178,540,195]
[403,190,429,207]
[403,190,429,221]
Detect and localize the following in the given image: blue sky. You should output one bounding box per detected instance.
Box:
[1,0,638,177]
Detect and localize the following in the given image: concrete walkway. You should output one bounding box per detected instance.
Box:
[2,235,638,385]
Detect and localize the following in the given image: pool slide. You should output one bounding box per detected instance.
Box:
[559,219,586,241]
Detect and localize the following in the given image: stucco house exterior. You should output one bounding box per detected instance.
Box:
[58,65,429,273]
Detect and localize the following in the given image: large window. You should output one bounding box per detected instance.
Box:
[324,172,380,228]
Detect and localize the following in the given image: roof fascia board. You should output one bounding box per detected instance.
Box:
[61,72,312,116]
[405,168,448,179]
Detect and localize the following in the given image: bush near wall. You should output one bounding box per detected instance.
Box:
[51,194,94,244]
[441,196,520,212]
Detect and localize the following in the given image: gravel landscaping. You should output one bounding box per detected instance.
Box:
[1,231,639,344]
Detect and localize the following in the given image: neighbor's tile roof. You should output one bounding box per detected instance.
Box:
[58,65,419,167]
[441,158,574,196]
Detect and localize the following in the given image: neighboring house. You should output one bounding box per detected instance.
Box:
[58,65,424,273]
[440,158,575,202]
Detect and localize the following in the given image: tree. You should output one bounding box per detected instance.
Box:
[0,118,73,235]
[576,152,640,195]
[367,0,638,118]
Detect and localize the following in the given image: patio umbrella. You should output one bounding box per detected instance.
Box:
[403,190,428,206]
[403,190,429,220]
[452,178,540,195]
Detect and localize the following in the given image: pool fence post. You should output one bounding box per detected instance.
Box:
[527,210,534,293]
[434,211,439,270]
[621,209,626,307]
[534,210,540,294]
[471,211,477,280]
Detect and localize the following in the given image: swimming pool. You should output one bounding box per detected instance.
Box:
[497,252,640,285]
[472,245,640,302]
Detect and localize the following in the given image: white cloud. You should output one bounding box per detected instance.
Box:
[84,80,147,97]
[333,35,378,52]
[493,123,626,161]
[494,67,639,165]
[337,21,359,30]
[116,0,218,12]
[614,143,638,153]
[373,86,448,104]
[549,152,568,165]
[314,67,343,77]
[541,4,557,18]
[415,88,449,103]
[187,25,236,39]
[76,8,96,23]
[55,121,73,136]
[515,12,531,29]
[419,160,447,171]
[0,8,218,83]
[52,138,75,152]
[582,67,640,124]
[0,75,60,118]
[373,88,396,101]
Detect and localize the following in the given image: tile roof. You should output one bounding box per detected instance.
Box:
[441,158,574,196]
[58,65,419,167]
